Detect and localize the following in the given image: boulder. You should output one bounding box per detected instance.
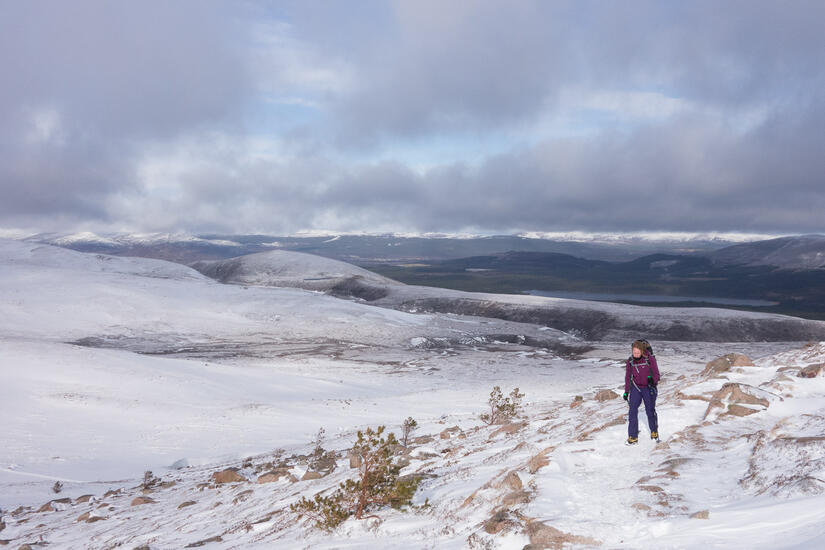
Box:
[500,490,531,507]
[701,354,754,377]
[499,471,523,492]
[483,510,518,534]
[726,404,761,417]
[594,389,619,402]
[37,498,71,513]
[211,469,246,484]
[74,495,94,504]
[798,363,825,378]
[440,426,462,439]
[301,471,323,481]
[77,512,106,523]
[309,452,338,474]
[130,497,155,506]
[489,422,527,438]
[185,535,223,547]
[257,468,296,483]
[703,383,773,420]
[178,501,196,509]
[526,521,601,549]
[691,510,710,519]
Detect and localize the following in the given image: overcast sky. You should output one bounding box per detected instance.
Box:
[2,0,824,236]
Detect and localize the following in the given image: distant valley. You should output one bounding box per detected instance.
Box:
[364,240,825,320]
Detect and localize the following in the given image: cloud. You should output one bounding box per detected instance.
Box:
[1,1,824,236]
[0,0,249,226]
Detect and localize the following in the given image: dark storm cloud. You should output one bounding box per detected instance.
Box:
[314,0,825,143]
[0,0,249,225]
[2,0,824,235]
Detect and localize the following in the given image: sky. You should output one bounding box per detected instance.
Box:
[1,0,824,237]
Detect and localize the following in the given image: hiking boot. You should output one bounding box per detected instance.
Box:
[651,431,659,442]
[626,436,638,445]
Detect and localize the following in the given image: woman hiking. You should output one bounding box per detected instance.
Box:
[623,340,660,445]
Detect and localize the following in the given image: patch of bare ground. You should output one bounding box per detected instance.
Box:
[524,520,601,549]
[577,415,625,441]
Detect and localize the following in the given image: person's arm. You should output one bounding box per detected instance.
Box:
[649,354,661,385]
[625,360,631,392]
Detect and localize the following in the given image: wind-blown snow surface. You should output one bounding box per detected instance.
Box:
[2,239,825,549]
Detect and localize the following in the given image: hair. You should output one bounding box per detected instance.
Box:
[632,340,649,353]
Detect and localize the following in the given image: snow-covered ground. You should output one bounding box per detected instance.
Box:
[1,239,824,549]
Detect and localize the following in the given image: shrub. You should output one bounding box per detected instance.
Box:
[311,427,326,457]
[308,427,338,475]
[52,481,63,494]
[480,386,525,425]
[291,426,421,531]
[401,417,418,447]
[142,471,159,490]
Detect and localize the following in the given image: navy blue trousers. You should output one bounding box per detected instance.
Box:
[628,385,658,438]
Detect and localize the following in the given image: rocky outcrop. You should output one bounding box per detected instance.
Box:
[701,354,754,377]
[525,521,601,549]
[798,363,825,378]
[211,469,246,484]
[703,383,777,420]
[257,468,297,484]
[594,389,619,402]
[483,510,519,534]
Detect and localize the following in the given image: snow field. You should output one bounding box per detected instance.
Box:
[3,239,825,549]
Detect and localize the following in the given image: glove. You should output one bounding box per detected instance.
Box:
[647,375,655,386]
[622,392,628,401]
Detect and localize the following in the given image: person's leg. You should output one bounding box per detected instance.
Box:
[628,387,642,438]
[641,386,658,433]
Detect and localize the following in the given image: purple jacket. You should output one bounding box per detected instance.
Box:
[625,352,660,392]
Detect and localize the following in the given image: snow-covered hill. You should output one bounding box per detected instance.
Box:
[188,247,825,343]
[190,249,401,300]
[2,239,825,549]
[709,234,825,269]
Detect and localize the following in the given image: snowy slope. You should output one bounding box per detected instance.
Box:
[4,338,825,548]
[190,249,400,300]
[2,239,825,549]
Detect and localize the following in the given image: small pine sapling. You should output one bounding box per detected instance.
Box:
[142,470,159,490]
[312,427,326,458]
[480,386,525,425]
[52,481,63,494]
[291,425,422,531]
[401,417,418,447]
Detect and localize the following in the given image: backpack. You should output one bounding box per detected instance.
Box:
[639,339,654,355]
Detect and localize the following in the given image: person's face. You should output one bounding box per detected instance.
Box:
[632,347,642,358]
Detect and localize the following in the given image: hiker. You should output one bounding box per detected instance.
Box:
[623,340,660,444]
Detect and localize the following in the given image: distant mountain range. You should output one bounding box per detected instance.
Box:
[23,231,821,264]
[23,231,825,269]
